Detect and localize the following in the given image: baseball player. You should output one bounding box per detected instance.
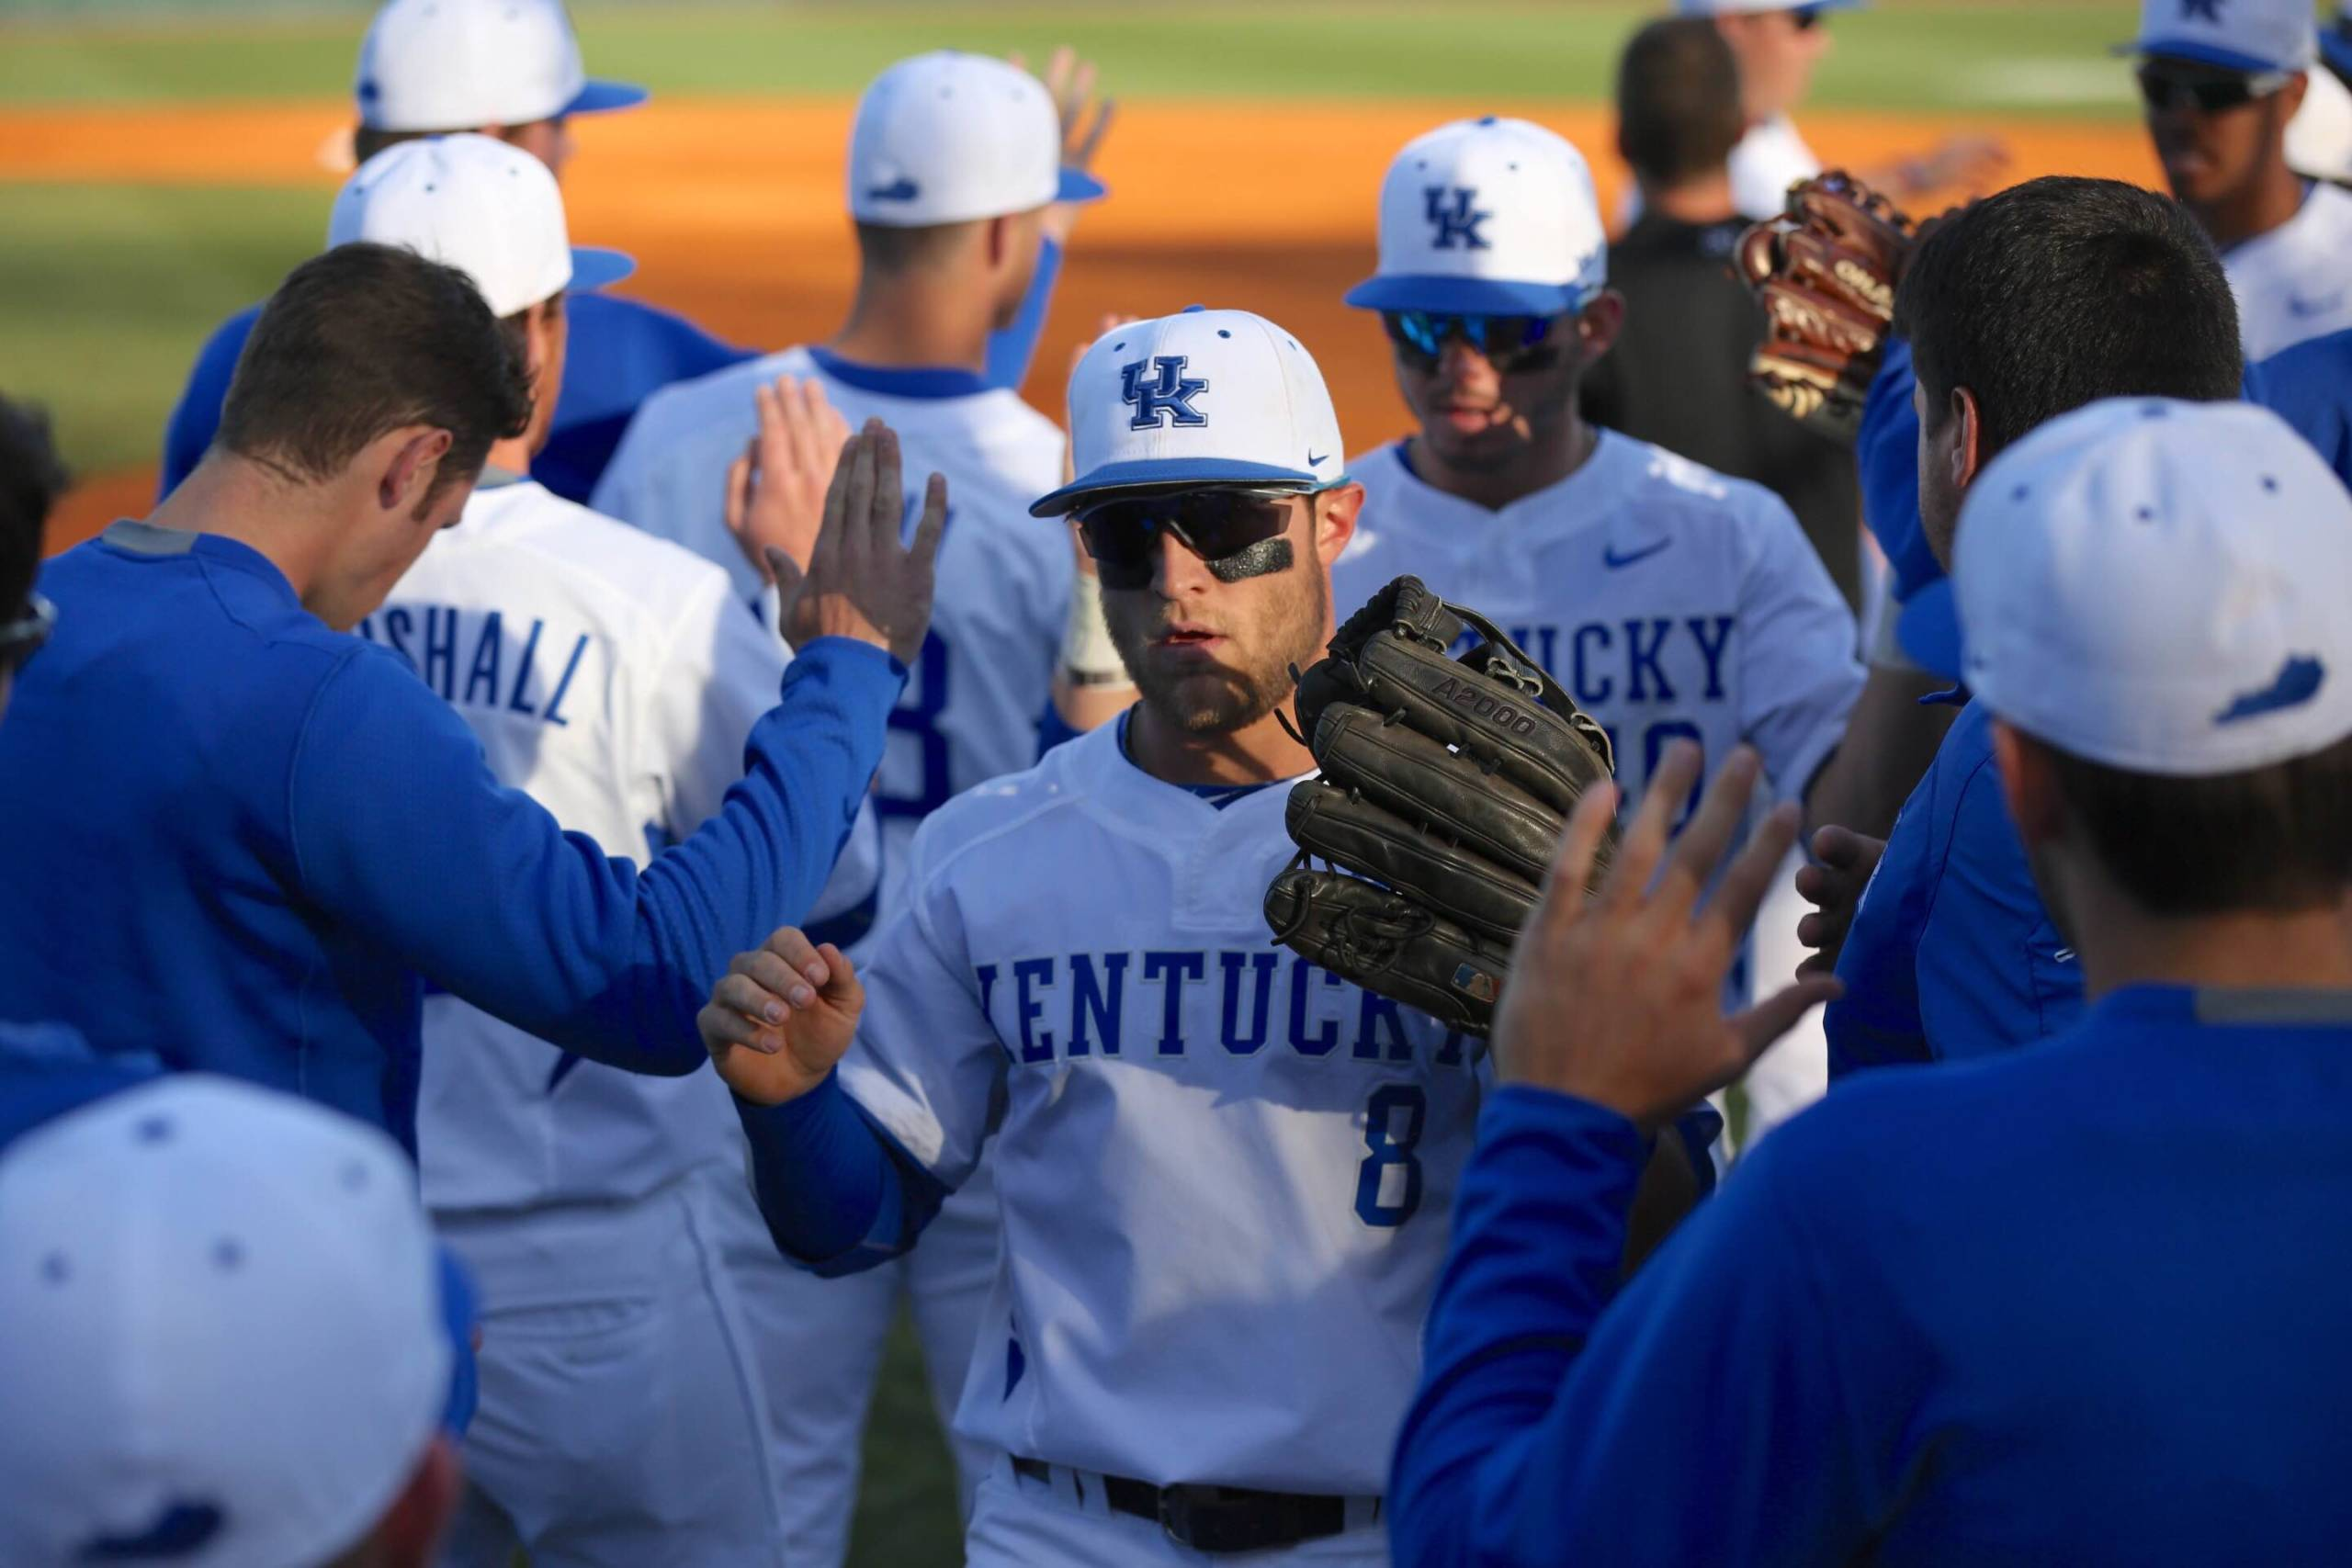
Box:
[1392,398,2352,1565]
[316,134,884,1567]
[698,308,1508,1566]
[1796,179,2244,1079]
[0,238,933,1149]
[1639,2,2005,223]
[593,51,1117,1546]
[0,1077,469,1568]
[2130,0,2352,360]
[1337,118,1862,1135]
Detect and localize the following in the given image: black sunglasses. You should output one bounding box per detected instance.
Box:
[0,593,54,678]
[2136,62,2289,115]
[1790,4,1828,31]
[1380,310,1567,374]
[1076,489,1302,589]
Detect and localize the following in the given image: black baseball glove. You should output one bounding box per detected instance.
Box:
[1264,577,1616,1035]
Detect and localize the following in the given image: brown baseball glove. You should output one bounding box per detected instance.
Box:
[1735,171,1917,443]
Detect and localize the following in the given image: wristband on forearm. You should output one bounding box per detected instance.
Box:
[1059,572,1133,687]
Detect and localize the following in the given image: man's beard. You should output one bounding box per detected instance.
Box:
[1110,564,1329,737]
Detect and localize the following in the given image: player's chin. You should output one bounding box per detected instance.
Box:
[1144,665,1274,735]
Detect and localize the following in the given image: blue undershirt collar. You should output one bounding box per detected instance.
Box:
[807,345,990,400]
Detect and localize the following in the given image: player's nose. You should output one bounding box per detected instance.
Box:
[1150,527,1216,596]
[1436,338,1501,390]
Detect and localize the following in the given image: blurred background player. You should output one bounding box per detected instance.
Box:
[156,0,743,505]
[0,1077,464,1568]
[1392,398,2352,1564]
[1808,178,2245,1077]
[1586,16,1860,609]
[320,134,888,1568]
[593,50,1114,1555]
[2128,0,2352,359]
[0,240,927,1147]
[702,307,1494,1567]
[1657,0,2006,222]
[1338,116,1862,1142]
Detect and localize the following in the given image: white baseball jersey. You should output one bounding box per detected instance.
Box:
[1334,434,1862,810]
[837,718,1487,1495]
[2223,180,2352,362]
[594,348,1072,915]
[358,477,879,1213]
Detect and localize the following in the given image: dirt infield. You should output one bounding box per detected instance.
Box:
[6,97,2159,548]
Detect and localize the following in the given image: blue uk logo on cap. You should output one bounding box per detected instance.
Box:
[1121,356,1210,431]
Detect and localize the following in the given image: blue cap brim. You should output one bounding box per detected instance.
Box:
[567,246,636,295]
[1342,274,1588,317]
[2117,39,2292,75]
[564,79,650,117]
[1895,576,1962,681]
[1030,457,1331,517]
[1057,168,1108,205]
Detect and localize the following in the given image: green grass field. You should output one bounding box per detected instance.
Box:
[0,2,2149,477]
[0,5,2147,1562]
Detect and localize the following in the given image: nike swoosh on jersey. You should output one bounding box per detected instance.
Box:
[1602,539,1671,570]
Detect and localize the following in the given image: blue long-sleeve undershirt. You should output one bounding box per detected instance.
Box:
[732,1071,950,1275]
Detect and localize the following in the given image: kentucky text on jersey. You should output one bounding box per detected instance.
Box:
[356,604,592,727]
[972,950,1473,1066]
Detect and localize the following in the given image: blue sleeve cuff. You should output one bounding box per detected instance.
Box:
[732,1071,948,1276]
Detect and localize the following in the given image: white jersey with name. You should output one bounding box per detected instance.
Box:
[838,719,1487,1496]
[1334,434,1862,811]
[2224,180,2352,363]
[594,347,1072,916]
[360,479,878,1213]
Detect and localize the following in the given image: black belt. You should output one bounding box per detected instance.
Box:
[1009,1455,1365,1554]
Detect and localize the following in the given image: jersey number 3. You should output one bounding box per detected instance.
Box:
[1355,1084,1427,1227]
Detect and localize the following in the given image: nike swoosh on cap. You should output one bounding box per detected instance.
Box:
[2214,654,2325,725]
[2287,293,2346,319]
[865,177,922,202]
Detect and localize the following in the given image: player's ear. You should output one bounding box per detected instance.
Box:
[1949,385,1984,494]
[2281,71,2310,121]
[1574,291,1625,367]
[370,1432,461,1568]
[1990,719,2064,850]
[983,213,1012,271]
[376,426,455,516]
[1311,483,1363,567]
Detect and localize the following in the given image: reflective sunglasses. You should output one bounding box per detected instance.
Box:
[1075,488,1301,588]
[1381,310,1566,374]
[2136,62,2290,115]
[0,593,54,678]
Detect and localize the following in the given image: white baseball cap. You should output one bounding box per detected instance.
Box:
[355,0,647,132]
[1030,307,1345,515]
[0,1076,452,1568]
[329,133,633,318]
[848,52,1106,228]
[1674,0,1865,14]
[1955,398,2352,778]
[1345,117,1607,318]
[2122,0,2317,75]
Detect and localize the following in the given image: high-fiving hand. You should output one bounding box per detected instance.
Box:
[726,376,852,583]
[1493,742,1843,1133]
[776,419,946,668]
[1012,45,1115,245]
[699,927,864,1106]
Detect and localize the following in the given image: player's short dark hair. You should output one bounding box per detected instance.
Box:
[1616,17,1745,188]
[1894,177,2242,462]
[0,395,68,620]
[2043,733,2352,915]
[219,242,531,491]
[351,121,548,167]
[854,220,979,276]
